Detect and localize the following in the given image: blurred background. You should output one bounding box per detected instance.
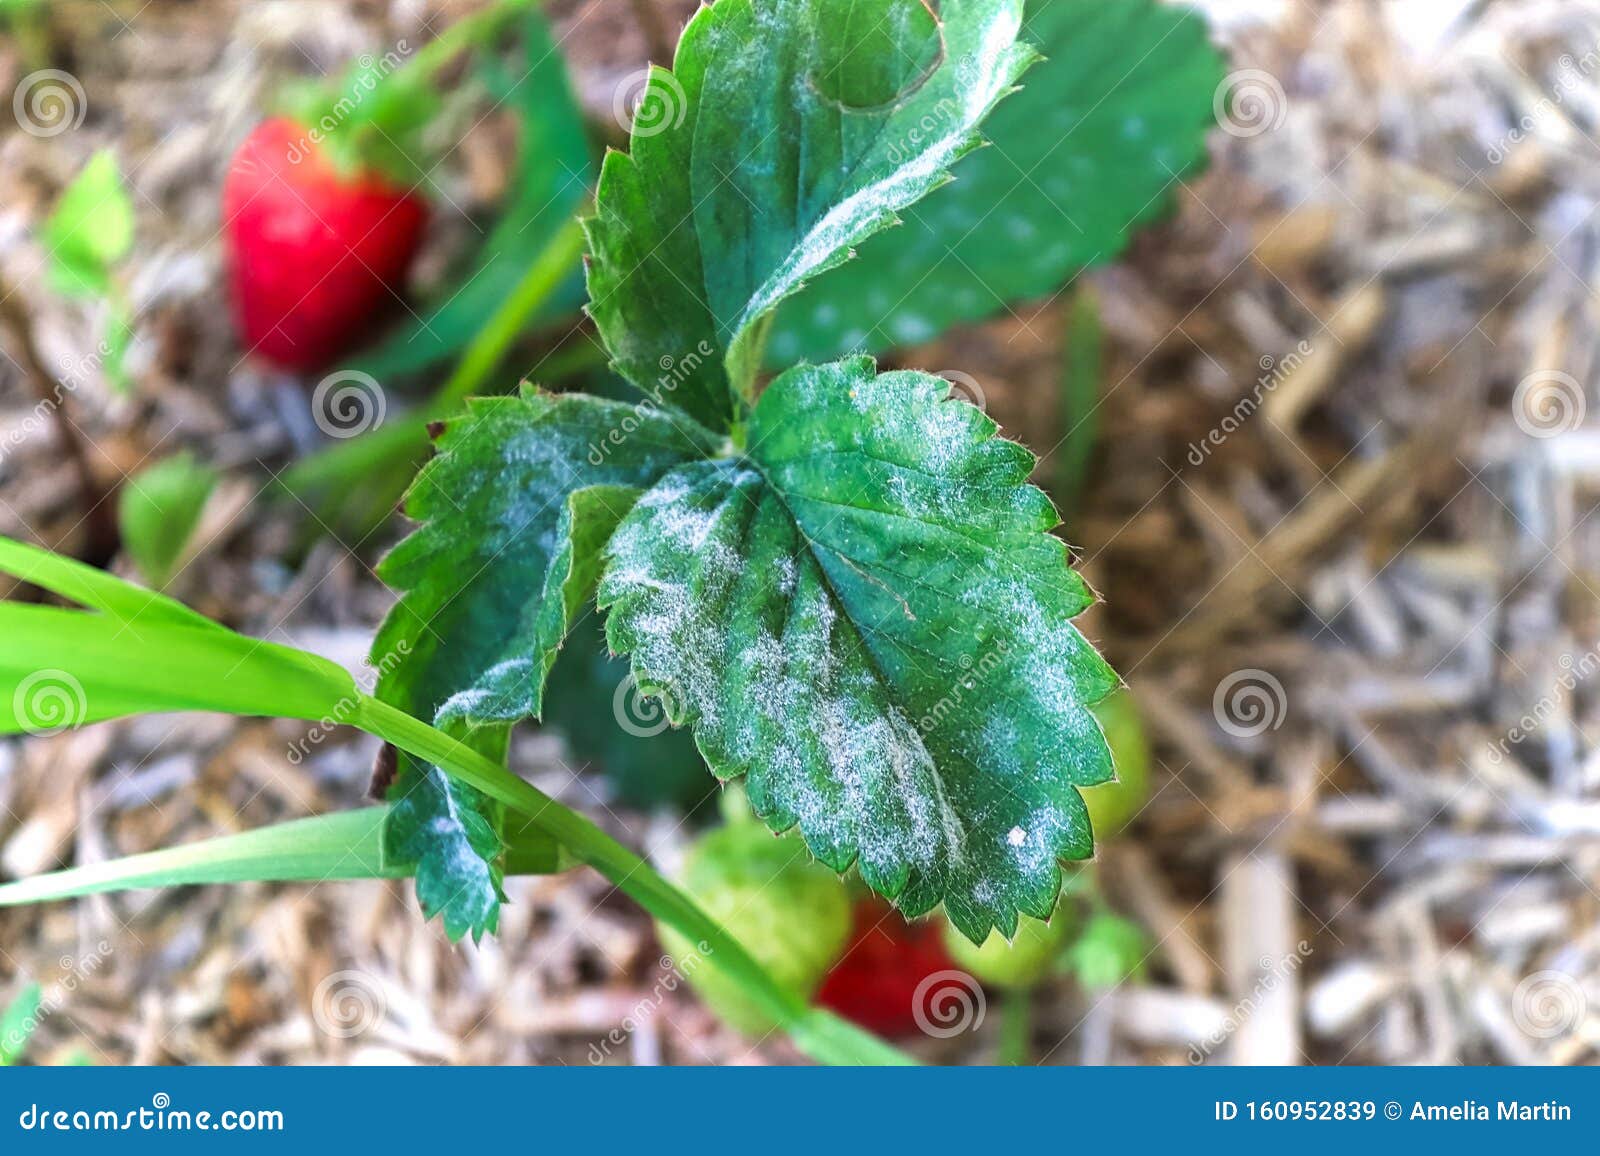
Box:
[3,0,1600,1065]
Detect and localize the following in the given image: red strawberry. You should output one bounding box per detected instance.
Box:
[223,117,427,373]
[816,898,957,1036]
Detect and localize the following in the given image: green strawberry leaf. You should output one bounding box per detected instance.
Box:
[372,390,720,938]
[599,357,1117,941]
[375,390,721,724]
[117,452,218,589]
[540,617,716,813]
[383,725,509,942]
[526,485,642,719]
[43,150,133,301]
[584,0,1037,431]
[768,0,1223,363]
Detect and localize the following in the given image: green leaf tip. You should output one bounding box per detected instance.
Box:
[0,541,356,739]
[117,452,218,589]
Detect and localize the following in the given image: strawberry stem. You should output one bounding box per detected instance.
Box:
[434,209,588,410]
[405,0,540,81]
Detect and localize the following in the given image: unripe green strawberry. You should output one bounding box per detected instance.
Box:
[941,900,1081,990]
[1066,910,1150,992]
[657,821,850,1037]
[1081,689,1151,838]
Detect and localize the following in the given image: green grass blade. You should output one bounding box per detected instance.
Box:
[0,535,216,629]
[790,1009,918,1067]
[0,604,354,734]
[0,807,570,908]
[0,983,43,1065]
[0,552,906,1065]
[0,809,396,904]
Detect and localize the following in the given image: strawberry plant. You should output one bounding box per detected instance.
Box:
[117,452,219,589]
[376,0,1218,949]
[0,0,1220,1063]
[284,0,1218,530]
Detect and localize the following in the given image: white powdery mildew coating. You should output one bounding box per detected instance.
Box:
[1005,805,1076,879]
[771,579,956,881]
[912,400,971,478]
[605,459,960,892]
[436,657,537,726]
[960,574,1080,715]
[743,362,1110,928]
[603,354,1111,934]
[603,463,764,739]
[725,1,1030,351]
